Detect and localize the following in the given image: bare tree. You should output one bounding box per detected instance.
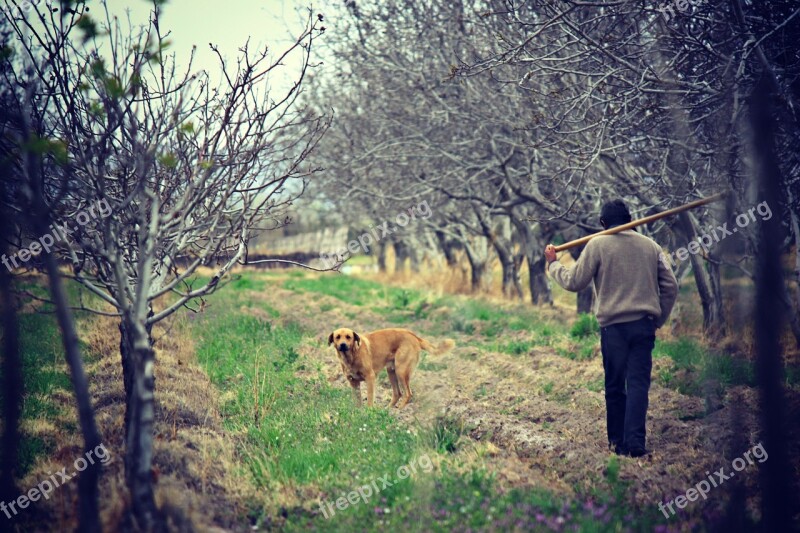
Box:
[0,11,103,531]
[457,0,800,336]
[0,155,23,532]
[750,76,795,532]
[307,0,799,334]
[1,1,327,528]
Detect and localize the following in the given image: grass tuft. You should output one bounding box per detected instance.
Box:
[570,313,599,339]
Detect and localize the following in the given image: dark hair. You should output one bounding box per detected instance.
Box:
[600,199,632,228]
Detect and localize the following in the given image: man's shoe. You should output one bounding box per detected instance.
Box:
[625,447,651,458]
[612,445,651,457]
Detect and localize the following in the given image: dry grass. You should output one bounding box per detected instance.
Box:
[16,308,258,531]
[11,255,796,530]
[246,268,793,527]
[369,253,800,363]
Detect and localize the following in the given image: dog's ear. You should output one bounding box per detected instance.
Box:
[328,332,334,346]
[353,331,361,348]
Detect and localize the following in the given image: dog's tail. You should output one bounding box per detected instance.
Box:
[420,337,455,355]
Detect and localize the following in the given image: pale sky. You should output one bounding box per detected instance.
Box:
[104,0,325,92]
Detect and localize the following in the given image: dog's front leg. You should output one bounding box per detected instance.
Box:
[348,378,362,407]
[365,372,376,407]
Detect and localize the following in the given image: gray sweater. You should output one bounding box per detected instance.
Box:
[548,230,678,327]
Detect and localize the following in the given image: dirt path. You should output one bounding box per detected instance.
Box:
[247,281,798,523]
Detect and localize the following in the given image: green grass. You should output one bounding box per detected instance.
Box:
[501,339,535,356]
[531,324,555,346]
[279,272,780,401]
[235,298,281,319]
[418,353,447,372]
[450,314,476,335]
[0,307,73,476]
[429,417,465,454]
[189,271,664,531]
[555,337,598,361]
[654,338,756,396]
[586,377,605,393]
[6,268,777,531]
[344,254,375,267]
[282,274,450,329]
[18,317,70,474]
[283,275,420,309]
[570,314,599,339]
[786,365,800,388]
[195,310,421,489]
[192,283,429,517]
[230,274,268,292]
[430,296,548,345]
[485,338,535,356]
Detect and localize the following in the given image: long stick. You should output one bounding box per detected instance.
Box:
[553,192,728,252]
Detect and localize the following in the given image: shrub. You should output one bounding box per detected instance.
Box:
[570,313,599,338]
[430,416,465,454]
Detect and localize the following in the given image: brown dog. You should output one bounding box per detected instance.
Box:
[328,327,454,408]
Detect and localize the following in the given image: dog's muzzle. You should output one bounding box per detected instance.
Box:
[339,343,349,352]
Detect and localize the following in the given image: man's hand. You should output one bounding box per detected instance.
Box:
[544,244,557,264]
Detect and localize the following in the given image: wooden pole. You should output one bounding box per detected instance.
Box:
[553,192,728,252]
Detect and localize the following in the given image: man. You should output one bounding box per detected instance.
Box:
[544,199,678,457]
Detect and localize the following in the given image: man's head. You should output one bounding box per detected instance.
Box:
[600,199,632,229]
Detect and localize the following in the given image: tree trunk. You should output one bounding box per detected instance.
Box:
[678,212,725,338]
[408,243,421,273]
[41,251,103,533]
[469,257,487,292]
[463,245,487,292]
[394,241,409,273]
[513,250,525,299]
[493,240,518,299]
[124,317,160,531]
[121,309,160,530]
[0,245,22,522]
[120,320,135,423]
[792,213,800,319]
[479,214,522,299]
[27,150,102,531]
[375,240,388,272]
[510,216,553,305]
[120,315,155,418]
[500,255,515,298]
[460,233,489,292]
[527,255,553,305]
[435,230,460,267]
[750,78,793,532]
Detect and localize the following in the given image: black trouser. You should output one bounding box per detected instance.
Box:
[600,315,656,451]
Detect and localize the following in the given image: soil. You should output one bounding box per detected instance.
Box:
[252,282,800,526]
